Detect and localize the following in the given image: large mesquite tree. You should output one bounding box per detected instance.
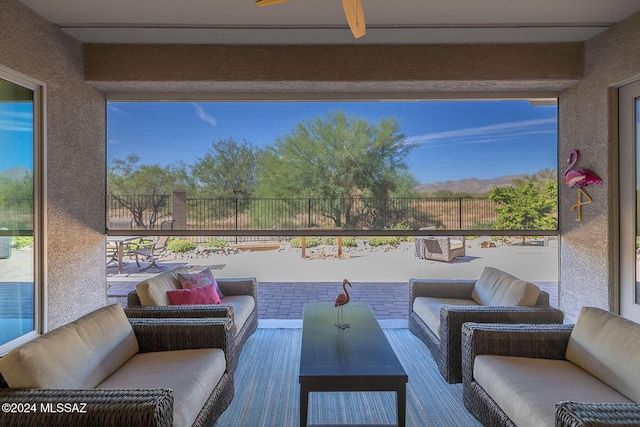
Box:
[255,111,417,229]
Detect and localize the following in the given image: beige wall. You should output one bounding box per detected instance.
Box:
[0,0,106,329]
[559,10,640,318]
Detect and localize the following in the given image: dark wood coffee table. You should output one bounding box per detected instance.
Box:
[299,302,408,427]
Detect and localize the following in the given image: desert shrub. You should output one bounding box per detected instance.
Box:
[205,238,228,248]
[289,237,321,248]
[367,236,400,247]
[167,239,196,253]
[13,236,33,249]
[341,237,357,247]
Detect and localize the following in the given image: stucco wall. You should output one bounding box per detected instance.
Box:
[559,10,640,318]
[0,0,106,329]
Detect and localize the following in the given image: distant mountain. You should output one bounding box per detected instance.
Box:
[415,174,527,195]
[0,166,31,181]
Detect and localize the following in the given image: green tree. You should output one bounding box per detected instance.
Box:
[489,179,558,243]
[191,138,260,199]
[108,154,186,228]
[255,111,416,228]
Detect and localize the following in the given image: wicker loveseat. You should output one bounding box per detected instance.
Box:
[409,267,564,383]
[0,304,234,427]
[462,307,640,427]
[125,267,257,373]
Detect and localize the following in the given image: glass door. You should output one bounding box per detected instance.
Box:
[619,79,640,322]
[0,69,42,352]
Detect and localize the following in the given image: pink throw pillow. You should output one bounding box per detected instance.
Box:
[177,267,224,297]
[167,284,222,305]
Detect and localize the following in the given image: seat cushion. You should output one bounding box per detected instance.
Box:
[474,355,633,427]
[97,348,226,427]
[471,267,540,306]
[0,304,139,389]
[136,267,189,306]
[412,296,479,339]
[566,306,640,402]
[221,295,255,336]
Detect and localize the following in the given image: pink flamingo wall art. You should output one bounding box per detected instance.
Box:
[563,149,602,221]
[334,279,352,329]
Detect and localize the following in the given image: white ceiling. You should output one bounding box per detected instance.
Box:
[18,0,640,45]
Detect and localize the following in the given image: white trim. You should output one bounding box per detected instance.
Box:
[0,65,46,353]
[619,79,640,322]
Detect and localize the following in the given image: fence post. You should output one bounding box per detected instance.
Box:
[171,189,187,230]
[308,198,312,228]
[459,197,463,229]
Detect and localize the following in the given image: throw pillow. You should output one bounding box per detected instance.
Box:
[177,267,224,297]
[167,284,222,305]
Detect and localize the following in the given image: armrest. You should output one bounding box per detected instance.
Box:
[0,388,173,427]
[409,278,475,303]
[556,401,640,426]
[129,317,232,353]
[461,322,574,385]
[124,304,233,320]
[217,277,258,298]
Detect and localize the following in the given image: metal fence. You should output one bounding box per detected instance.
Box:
[0,199,33,230]
[107,194,500,232]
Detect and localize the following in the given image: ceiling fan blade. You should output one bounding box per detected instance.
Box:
[255,0,291,6]
[341,0,366,39]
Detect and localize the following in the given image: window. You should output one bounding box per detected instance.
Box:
[0,68,43,353]
[106,97,559,310]
[106,98,558,237]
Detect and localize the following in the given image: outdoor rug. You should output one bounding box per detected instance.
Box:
[214,328,481,426]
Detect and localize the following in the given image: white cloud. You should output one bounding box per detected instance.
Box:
[191,103,217,127]
[0,109,33,131]
[404,118,557,146]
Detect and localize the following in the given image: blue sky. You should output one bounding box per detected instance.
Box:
[107,100,557,185]
[1,99,558,184]
[0,102,34,173]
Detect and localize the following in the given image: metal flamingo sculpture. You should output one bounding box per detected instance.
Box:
[563,149,602,221]
[334,279,351,329]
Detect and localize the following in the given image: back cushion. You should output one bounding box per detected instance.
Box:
[471,267,540,306]
[566,307,640,402]
[136,267,188,306]
[0,304,139,389]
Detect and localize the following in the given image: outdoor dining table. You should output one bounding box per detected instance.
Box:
[107,235,140,274]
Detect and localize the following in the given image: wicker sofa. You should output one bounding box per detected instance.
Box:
[125,267,257,373]
[0,304,234,427]
[462,307,640,427]
[409,267,564,383]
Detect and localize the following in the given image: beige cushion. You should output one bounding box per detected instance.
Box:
[136,267,188,306]
[0,304,139,389]
[222,295,255,336]
[566,306,640,402]
[97,348,226,427]
[450,239,464,250]
[474,355,632,427]
[471,267,540,306]
[412,296,479,339]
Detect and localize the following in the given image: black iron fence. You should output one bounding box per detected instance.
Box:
[107,194,500,232]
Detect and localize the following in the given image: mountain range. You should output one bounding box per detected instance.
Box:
[0,166,31,181]
[415,174,527,195]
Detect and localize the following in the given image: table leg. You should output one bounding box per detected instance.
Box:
[300,385,309,427]
[117,242,124,274]
[397,385,406,427]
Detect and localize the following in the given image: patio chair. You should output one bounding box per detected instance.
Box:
[414,235,466,262]
[132,235,170,271]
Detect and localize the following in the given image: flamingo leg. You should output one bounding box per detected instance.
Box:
[570,188,593,222]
